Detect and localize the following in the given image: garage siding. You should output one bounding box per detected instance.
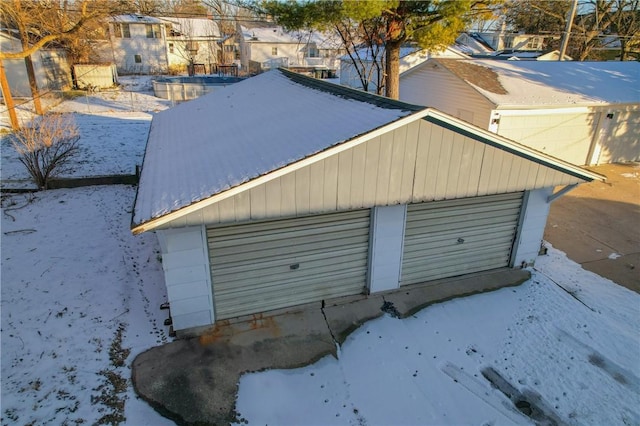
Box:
[207,210,370,319]
[401,193,523,285]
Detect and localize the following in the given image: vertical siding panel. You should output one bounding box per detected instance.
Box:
[323,156,339,210]
[388,126,408,204]
[524,163,541,190]
[295,167,311,215]
[433,125,451,200]
[337,149,353,209]
[250,185,267,219]
[217,196,235,223]
[363,136,381,205]
[233,192,251,222]
[280,172,296,216]
[376,132,394,204]
[423,122,441,200]
[185,210,203,227]
[399,66,493,129]
[200,204,220,226]
[477,146,495,196]
[445,132,465,198]
[534,165,550,188]
[308,161,325,212]
[350,143,367,208]
[265,178,282,217]
[498,154,515,192]
[468,141,485,197]
[456,136,476,197]
[412,121,431,202]
[486,149,507,194]
[400,120,420,202]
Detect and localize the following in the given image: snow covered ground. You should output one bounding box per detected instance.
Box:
[1,76,170,188]
[2,75,638,426]
[235,247,640,425]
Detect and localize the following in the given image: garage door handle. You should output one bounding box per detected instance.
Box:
[290,263,300,270]
[457,238,465,244]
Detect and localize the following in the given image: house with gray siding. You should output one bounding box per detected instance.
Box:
[132,68,603,334]
[399,59,640,165]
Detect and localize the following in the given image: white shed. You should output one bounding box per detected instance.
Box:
[399,59,640,165]
[339,46,469,93]
[132,69,603,334]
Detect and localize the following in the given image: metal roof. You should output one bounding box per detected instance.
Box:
[132,69,604,233]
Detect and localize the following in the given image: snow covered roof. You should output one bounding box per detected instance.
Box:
[132,69,421,229]
[112,15,164,24]
[132,68,603,233]
[159,17,220,38]
[430,59,640,107]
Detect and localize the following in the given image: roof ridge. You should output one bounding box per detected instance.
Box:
[277,68,424,112]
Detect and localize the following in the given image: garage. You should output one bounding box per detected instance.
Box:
[207,210,371,319]
[401,192,523,286]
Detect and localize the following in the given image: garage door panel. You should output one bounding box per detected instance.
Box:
[209,232,368,260]
[403,237,515,260]
[404,222,519,243]
[211,250,368,286]
[401,193,523,286]
[208,210,370,320]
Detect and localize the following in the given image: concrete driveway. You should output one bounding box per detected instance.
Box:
[544,162,640,293]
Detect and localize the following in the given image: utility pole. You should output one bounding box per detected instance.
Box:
[559,0,578,61]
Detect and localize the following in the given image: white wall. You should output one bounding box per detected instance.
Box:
[109,23,168,74]
[512,187,554,267]
[368,205,406,293]
[156,226,215,331]
[399,63,494,128]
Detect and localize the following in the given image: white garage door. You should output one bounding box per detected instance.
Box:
[207,210,370,320]
[401,193,523,286]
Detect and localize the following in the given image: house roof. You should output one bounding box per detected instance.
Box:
[239,25,337,48]
[342,46,469,65]
[132,68,604,233]
[112,14,164,24]
[132,69,422,230]
[159,17,220,38]
[427,59,640,108]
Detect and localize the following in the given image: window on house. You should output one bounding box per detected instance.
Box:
[169,43,174,54]
[271,47,278,55]
[114,23,130,38]
[146,24,161,39]
[134,54,142,63]
[527,38,540,49]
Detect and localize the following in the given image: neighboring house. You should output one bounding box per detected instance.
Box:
[131,68,602,334]
[237,24,343,75]
[399,59,640,165]
[489,50,572,61]
[159,16,222,74]
[103,15,169,74]
[0,31,72,97]
[473,31,554,53]
[340,45,470,93]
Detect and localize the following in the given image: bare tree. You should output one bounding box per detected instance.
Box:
[11,113,80,189]
[0,0,135,129]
